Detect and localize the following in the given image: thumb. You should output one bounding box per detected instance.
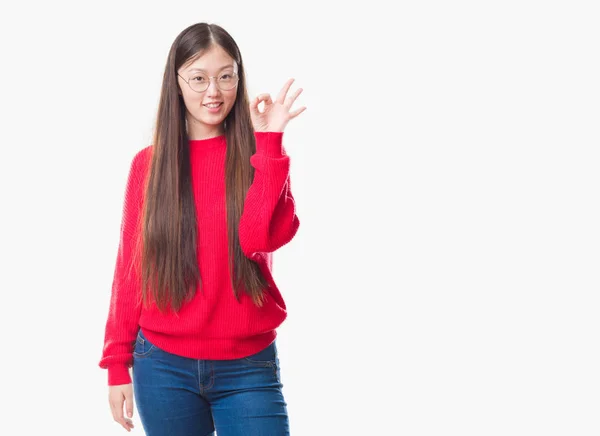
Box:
[125,391,134,418]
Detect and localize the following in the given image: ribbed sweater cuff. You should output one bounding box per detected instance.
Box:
[254,131,285,157]
[108,364,132,386]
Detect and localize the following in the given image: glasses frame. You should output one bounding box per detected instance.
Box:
[177,71,239,93]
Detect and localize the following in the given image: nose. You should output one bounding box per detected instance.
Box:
[206,77,220,96]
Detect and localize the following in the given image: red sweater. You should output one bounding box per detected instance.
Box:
[99,131,300,385]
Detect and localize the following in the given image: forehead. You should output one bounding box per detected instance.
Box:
[183,45,237,73]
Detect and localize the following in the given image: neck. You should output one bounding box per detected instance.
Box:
[186,116,224,140]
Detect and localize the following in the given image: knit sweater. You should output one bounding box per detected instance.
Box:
[98,131,299,386]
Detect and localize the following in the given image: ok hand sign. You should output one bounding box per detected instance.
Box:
[250,78,306,133]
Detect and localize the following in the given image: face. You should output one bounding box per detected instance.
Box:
[177,45,238,138]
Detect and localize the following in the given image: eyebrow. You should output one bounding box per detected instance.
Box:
[188,65,234,73]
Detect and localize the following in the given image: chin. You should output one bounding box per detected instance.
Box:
[205,120,225,128]
[193,112,221,124]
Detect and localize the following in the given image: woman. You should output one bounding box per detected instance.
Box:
[98,22,305,435]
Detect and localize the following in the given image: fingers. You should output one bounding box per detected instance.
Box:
[110,398,126,430]
[125,390,134,419]
[111,406,134,432]
[276,78,295,104]
[285,87,303,109]
[109,389,135,432]
[250,79,306,121]
[289,106,307,119]
[250,93,273,114]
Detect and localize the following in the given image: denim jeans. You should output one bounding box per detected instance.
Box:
[132,328,290,436]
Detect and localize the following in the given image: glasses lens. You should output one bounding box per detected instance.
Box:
[217,72,238,91]
[189,73,209,92]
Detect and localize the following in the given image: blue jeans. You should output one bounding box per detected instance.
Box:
[132,328,290,436]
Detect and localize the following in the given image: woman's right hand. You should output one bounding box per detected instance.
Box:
[109,384,135,432]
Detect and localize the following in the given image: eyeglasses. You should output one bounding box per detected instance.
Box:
[178,71,239,93]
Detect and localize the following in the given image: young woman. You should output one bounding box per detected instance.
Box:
[98,22,305,435]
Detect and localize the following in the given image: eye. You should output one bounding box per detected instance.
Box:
[192,76,206,82]
[220,74,232,79]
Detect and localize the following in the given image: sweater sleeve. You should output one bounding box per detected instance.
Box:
[98,150,146,385]
[239,131,300,259]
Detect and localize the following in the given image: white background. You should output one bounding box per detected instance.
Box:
[0,1,598,435]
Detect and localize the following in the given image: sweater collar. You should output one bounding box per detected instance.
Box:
[188,134,226,150]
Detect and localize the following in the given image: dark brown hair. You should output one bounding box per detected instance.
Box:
[137,22,269,314]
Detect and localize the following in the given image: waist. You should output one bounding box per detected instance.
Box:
[139,327,278,360]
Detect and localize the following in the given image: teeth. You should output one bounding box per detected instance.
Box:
[205,103,221,108]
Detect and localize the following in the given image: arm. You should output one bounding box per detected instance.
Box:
[239,131,300,259]
[98,150,147,385]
